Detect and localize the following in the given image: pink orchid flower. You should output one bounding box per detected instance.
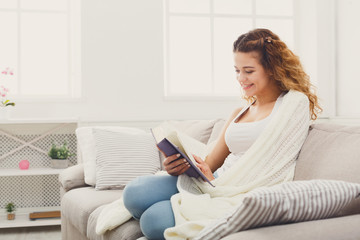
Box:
[1,67,14,75]
[0,67,15,107]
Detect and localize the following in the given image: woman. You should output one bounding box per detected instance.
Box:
[123,28,322,240]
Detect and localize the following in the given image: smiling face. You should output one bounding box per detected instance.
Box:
[234,51,279,99]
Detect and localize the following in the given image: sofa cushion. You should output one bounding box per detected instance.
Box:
[93,129,160,190]
[87,204,143,240]
[61,187,123,236]
[76,127,145,186]
[295,123,360,216]
[162,119,221,144]
[196,180,360,240]
[207,119,225,144]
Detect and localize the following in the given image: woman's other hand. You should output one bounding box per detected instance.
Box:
[193,154,215,181]
[163,154,190,176]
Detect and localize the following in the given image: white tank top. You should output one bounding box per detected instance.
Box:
[216,93,285,176]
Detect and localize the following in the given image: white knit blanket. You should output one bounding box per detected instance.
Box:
[96,90,310,239]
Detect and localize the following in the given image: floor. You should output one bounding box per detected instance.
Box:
[0,226,61,240]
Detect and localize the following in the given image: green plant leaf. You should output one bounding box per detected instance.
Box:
[5,102,15,107]
[5,202,15,213]
[48,141,75,160]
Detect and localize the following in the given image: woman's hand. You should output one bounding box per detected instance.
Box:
[163,154,190,176]
[193,154,215,181]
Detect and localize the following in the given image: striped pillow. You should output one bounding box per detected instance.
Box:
[195,180,360,240]
[93,128,160,190]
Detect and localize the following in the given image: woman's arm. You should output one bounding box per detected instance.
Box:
[202,107,243,173]
[164,107,242,177]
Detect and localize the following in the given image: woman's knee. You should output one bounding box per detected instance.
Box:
[123,176,150,219]
[123,175,178,219]
[140,200,175,240]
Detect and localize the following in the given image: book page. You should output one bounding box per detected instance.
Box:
[176,132,207,164]
[165,131,188,158]
[150,126,166,143]
[152,123,179,141]
[152,124,208,164]
[151,125,191,159]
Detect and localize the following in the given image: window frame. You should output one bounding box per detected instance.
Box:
[163,0,296,100]
[0,0,82,102]
[163,0,336,119]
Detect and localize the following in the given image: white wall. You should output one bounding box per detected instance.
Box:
[8,0,360,123]
[336,0,360,117]
[10,0,239,123]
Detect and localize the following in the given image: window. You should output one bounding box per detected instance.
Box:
[0,0,81,100]
[164,0,295,98]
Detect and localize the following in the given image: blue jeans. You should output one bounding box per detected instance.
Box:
[123,175,178,240]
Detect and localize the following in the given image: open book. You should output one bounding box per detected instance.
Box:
[151,125,215,187]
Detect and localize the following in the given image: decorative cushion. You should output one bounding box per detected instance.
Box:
[93,128,160,190]
[76,126,145,186]
[59,164,87,191]
[207,119,225,145]
[162,119,220,144]
[195,180,360,240]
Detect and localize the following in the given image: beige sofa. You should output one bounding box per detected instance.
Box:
[59,121,360,240]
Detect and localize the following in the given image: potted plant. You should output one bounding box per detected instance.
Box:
[5,202,16,220]
[48,141,74,169]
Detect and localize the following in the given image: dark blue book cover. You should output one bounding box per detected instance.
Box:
[151,129,215,187]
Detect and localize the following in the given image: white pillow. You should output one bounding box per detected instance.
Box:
[76,126,145,186]
[93,128,161,190]
[162,119,220,144]
[195,180,360,240]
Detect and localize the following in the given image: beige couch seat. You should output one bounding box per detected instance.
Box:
[87,205,142,240]
[61,187,122,236]
[223,214,360,240]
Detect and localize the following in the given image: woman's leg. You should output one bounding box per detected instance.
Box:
[123,175,178,219]
[140,200,175,240]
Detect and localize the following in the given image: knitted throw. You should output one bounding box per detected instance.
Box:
[164,90,310,239]
[96,90,310,239]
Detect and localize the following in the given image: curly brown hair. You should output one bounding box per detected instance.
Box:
[233,28,322,120]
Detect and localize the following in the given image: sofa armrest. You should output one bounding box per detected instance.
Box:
[59,164,89,192]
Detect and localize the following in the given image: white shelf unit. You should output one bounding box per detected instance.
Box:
[0,206,61,228]
[0,168,64,177]
[0,121,77,228]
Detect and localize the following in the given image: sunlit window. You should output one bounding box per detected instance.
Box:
[164,0,295,97]
[0,0,81,99]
